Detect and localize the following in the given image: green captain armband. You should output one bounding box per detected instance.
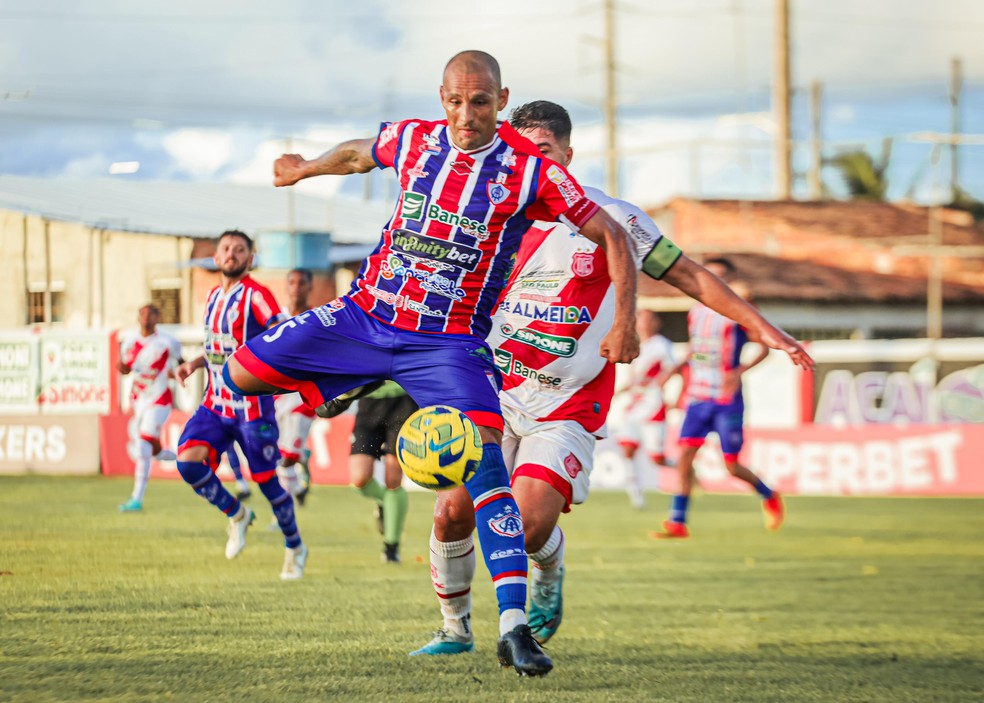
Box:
[641,238,683,280]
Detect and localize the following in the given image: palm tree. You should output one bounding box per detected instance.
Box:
[827,138,892,201]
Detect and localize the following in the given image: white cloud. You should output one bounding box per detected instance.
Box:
[161,129,233,177]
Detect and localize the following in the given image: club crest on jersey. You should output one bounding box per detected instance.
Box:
[420,134,442,153]
[487,504,523,537]
[564,453,583,479]
[487,181,510,206]
[571,251,594,277]
[226,307,240,323]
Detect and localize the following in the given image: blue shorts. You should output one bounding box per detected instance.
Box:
[178,406,281,482]
[232,299,503,430]
[679,397,745,461]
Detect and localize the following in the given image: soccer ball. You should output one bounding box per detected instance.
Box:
[396,405,483,490]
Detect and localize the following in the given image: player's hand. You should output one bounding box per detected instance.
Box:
[175,362,195,386]
[116,360,131,375]
[600,325,640,365]
[273,154,308,187]
[754,322,815,371]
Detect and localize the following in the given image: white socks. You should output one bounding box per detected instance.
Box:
[529,526,565,588]
[429,529,476,639]
[131,457,151,502]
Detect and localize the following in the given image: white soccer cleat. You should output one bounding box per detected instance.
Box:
[280,543,308,581]
[154,448,177,461]
[225,507,255,560]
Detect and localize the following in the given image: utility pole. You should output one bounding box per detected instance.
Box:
[603,0,619,198]
[808,79,823,200]
[949,57,962,201]
[773,0,791,199]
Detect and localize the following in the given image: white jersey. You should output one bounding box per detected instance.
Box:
[119,330,182,411]
[489,186,681,435]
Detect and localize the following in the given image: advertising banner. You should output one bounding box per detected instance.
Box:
[0,334,39,413]
[0,415,100,475]
[39,331,110,415]
[593,420,984,497]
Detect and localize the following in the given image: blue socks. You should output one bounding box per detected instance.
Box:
[177,460,240,516]
[463,443,527,616]
[257,477,302,549]
[753,479,774,500]
[669,494,690,524]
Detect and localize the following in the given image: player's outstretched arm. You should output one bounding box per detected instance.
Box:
[578,209,640,364]
[664,255,814,370]
[273,137,377,187]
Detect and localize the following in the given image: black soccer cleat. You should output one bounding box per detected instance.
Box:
[314,380,386,419]
[497,624,553,677]
[382,542,400,564]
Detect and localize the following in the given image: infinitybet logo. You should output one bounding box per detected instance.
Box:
[401,191,427,221]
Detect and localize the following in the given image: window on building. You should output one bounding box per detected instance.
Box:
[26,290,65,324]
[150,287,181,324]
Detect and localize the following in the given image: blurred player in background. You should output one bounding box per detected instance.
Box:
[222,51,645,676]
[274,267,317,505]
[655,259,783,539]
[117,304,182,512]
[174,230,308,580]
[609,309,676,509]
[413,101,813,649]
[349,381,418,564]
[224,444,251,500]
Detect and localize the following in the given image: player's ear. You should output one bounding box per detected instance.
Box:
[565,146,574,166]
[439,85,446,104]
[497,86,509,111]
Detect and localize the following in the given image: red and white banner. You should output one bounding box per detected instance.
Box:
[100,411,356,486]
[654,424,984,497]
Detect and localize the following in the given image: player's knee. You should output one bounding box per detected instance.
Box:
[280,455,297,468]
[177,445,209,465]
[724,460,742,476]
[433,489,474,539]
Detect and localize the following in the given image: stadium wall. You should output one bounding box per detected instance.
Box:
[0,327,982,494]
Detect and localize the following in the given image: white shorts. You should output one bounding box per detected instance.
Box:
[501,405,595,509]
[128,404,171,460]
[610,390,667,459]
[277,410,314,462]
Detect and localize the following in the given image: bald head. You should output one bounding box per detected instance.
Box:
[444,50,501,90]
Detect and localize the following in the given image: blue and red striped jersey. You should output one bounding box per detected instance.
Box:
[201,276,285,421]
[687,304,749,403]
[348,119,600,337]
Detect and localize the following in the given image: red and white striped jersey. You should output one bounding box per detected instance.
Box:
[490,186,683,435]
[349,119,600,337]
[614,333,676,423]
[201,276,285,421]
[120,330,182,410]
[686,304,748,403]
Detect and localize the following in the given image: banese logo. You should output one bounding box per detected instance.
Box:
[426,203,489,239]
[401,191,427,221]
[391,230,482,272]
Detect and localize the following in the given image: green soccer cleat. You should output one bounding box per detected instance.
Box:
[409,628,475,656]
[118,498,143,512]
[528,566,564,644]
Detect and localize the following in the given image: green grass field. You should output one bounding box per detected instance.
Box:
[1,476,982,703]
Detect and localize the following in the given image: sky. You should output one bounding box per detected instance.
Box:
[1,0,983,208]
